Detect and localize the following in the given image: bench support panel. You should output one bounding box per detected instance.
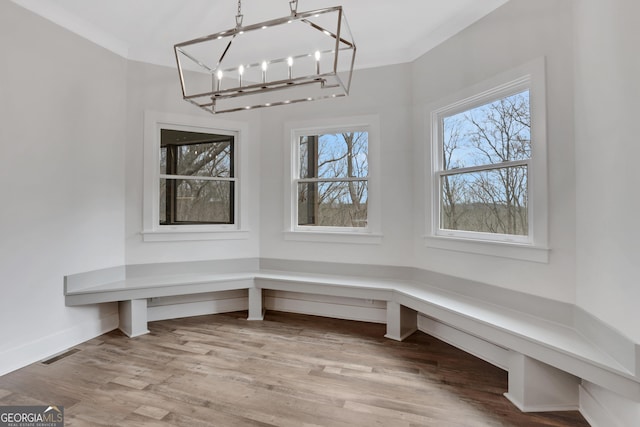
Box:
[119,299,149,338]
[505,352,580,412]
[385,301,417,341]
[248,287,265,321]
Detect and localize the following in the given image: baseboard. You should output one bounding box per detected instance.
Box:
[504,392,579,413]
[142,290,387,325]
[0,312,119,377]
[385,328,418,342]
[134,291,387,323]
[144,294,386,325]
[417,314,509,370]
[147,298,249,322]
[579,382,640,427]
[580,384,615,427]
[265,295,386,324]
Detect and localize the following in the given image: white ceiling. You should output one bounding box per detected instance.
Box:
[11,0,509,70]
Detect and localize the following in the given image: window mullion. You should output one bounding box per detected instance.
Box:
[160,174,235,182]
[229,137,235,225]
[439,159,529,176]
[309,135,318,225]
[297,177,368,183]
[166,144,178,224]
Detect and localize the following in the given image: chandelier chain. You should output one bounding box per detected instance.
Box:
[235,0,243,27]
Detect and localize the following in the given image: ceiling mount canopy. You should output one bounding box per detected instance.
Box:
[174,0,357,114]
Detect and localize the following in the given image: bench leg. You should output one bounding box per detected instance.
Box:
[118,299,149,338]
[504,352,580,412]
[247,287,265,321]
[385,301,417,341]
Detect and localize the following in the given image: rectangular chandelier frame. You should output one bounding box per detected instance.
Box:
[174,5,356,114]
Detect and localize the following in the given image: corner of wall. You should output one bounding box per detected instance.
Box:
[580,381,640,427]
[0,307,118,377]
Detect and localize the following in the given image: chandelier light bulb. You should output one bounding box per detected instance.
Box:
[261,61,268,84]
[216,70,223,91]
[287,57,294,79]
[315,50,321,74]
[238,65,245,87]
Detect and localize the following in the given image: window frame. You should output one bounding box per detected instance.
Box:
[143,111,250,242]
[284,115,382,244]
[426,58,549,262]
[294,127,370,232]
[160,129,235,226]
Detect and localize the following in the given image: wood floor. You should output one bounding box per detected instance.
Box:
[0,311,590,426]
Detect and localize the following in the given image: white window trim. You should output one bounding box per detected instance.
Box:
[284,115,382,244]
[425,58,549,263]
[142,111,250,242]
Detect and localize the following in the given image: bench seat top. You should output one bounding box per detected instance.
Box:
[64,267,640,394]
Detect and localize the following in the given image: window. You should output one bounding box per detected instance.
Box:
[143,112,249,241]
[438,90,530,241]
[296,131,368,229]
[427,59,548,262]
[284,115,381,243]
[160,129,234,225]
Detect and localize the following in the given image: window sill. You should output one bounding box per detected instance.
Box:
[424,235,549,263]
[142,228,250,242]
[284,231,383,245]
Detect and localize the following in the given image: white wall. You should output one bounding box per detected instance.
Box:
[123,61,262,265]
[411,0,577,303]
[259,63,416,266]
[0,2,127,374]
[574,0,640,343]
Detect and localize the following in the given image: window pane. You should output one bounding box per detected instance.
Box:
[299,132,368,179]
[443,90,530,170]
[160,147,167,175]
[161,178,233,224]
[175,142,232,177]
[298,181,368,227]
[160,178,167,223]
[440,166,528,235]
[161,129,233,178]
[299,136,315,179]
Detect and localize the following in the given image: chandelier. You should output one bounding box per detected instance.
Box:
[174,0,356,114]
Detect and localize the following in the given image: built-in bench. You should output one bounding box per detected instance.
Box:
[64,258,640,414]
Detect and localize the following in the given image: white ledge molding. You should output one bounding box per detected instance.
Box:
[284,231,383,245]
[424,235,550,263]
[142,229,250,242]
